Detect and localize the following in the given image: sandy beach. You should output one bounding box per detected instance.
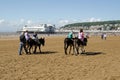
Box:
[0,35,120,80]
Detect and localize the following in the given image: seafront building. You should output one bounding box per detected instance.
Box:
[21,24,56,33]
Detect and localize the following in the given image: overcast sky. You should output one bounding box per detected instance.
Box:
[0,0,120,32]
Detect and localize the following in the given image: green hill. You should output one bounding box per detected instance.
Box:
[61,20,120,30]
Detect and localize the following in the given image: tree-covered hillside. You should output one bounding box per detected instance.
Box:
[61,20,120,30]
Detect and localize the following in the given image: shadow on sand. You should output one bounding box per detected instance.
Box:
[81,52,105,56]
[33,51,58,55]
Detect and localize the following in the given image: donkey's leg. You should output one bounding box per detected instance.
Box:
[76,45,79,55]
[73,44,77,55]
[39,45,41,53]
[81,46,85,54]
[33,45,37,53]
[69,45,72,54]
[64,43,68,55]
[26,43,29,52]
[74,41,79,55]
[29,46,32,54]
[82,46,85,52]
[73,44,75,55]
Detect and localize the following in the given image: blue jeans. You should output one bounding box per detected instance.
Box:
[18,42,27,55]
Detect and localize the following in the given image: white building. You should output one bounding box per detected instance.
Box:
[22,24,55,32]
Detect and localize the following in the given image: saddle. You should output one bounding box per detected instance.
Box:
[78,38,87,46]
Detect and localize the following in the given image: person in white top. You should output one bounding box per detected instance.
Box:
[24,30,31,43]
[103,33,107,40]
[78,29,84,41]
